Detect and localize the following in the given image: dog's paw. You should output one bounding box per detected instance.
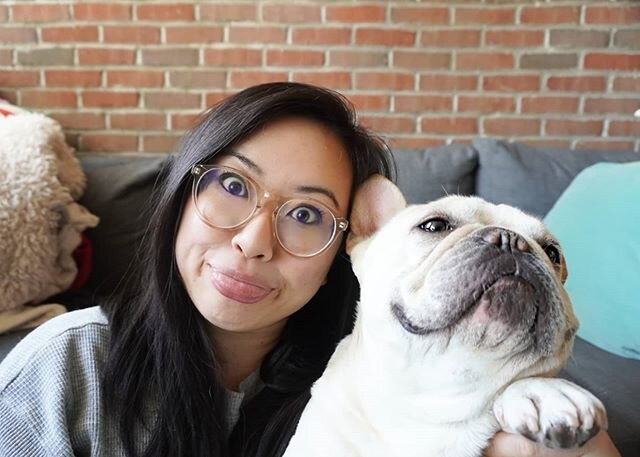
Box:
[493,378,607,449]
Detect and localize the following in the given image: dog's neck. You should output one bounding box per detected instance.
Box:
[336,315,515,426]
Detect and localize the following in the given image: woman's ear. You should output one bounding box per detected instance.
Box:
[346,175,406,256]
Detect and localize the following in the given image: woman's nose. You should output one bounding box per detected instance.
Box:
[231,209,276,261]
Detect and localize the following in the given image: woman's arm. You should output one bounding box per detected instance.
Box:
[485,430,621,457]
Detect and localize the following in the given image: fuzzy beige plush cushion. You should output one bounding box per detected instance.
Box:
[0,111,99,329]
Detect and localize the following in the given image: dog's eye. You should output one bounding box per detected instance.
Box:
[419,218,451,233]
[544,244,562,265]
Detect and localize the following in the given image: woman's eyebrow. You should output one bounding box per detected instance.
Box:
[228,151,341,210]
[228,151,263,175]
[295,186,340,210]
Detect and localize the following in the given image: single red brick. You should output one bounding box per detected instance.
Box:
[11,4,69,22]
[145,92,201,109]
[393,51,451,70]
[547,76,606,92]
[545,119,603,135]
[228,26,286,44]
[49,112,105,130]
[262,4,321,23]
[485,30,544,47]
[45,70,101,87]
[82,91,139,108]
[360,115,417,133]
[74,3,130,20]
[170,113,203,130]
[291,27,351,45]
[575,140,635,151]
[420,29,480,47]
[21,90,77,108]
[0,70,39,87]
[609,121,640,136]
[355,28,416,46]
[457,52,514,70]
[166,26,223,44]
[136,4,194,21]
[483,75,540,92]
[107,71,165,88]
[41,26,98,43]
[111,113,166,130]
[484,118,540,135]
[455,7,515,25]
[0,27,37,43]
[229,71,288,88]
[584,98,640,115]
[394,95,452,112]
[520,6,579,24]
[585,53,640,70]
[200,4,257,21]
[346,94,390,112]
[291,72,352,90]
[613,76,640,92]
[329,50,388,67]
[103,26,160,44]
[80,134,138,153]
[420,74,478,91]
[326,5,385,23]
[391,7,449,24]
[204,48,262,67]
[266,50,324,67]
[356,72,415,91]
[585,6,640,25]
[420,117,478,134]
[143,135,181,153]
[169,71,226,88]
[457,96,515,113]
[141,49,199,66]
[521,96,579,113]
[78,48,135,65]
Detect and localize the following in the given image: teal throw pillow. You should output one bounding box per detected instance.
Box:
[545,161,640,360]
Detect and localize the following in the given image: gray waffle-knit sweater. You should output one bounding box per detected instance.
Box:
[0,306,262,456]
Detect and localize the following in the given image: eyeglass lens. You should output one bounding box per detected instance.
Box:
[194,167,338,256]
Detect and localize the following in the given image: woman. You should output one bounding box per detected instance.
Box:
[0,82,620,457]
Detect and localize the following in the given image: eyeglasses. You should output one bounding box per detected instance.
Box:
[191,164,349,258]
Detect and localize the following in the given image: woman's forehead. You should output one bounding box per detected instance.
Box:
[213,117,353,210]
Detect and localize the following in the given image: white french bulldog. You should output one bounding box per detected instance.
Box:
[283,176,607,457]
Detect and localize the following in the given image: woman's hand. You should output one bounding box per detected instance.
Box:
[485,430,622,457]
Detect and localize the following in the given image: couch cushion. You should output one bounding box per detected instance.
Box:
[560,337,640,456]
[473,138,639,217]
[78,153,169,299]
[392,144,478,204]
[545,162,640,360]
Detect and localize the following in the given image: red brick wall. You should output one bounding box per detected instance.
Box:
[1,1,639,153]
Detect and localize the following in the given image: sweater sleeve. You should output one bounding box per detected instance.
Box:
[0,396,73,456]
[0,307,113,457]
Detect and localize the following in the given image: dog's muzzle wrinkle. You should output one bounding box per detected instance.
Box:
[392,302,430,335]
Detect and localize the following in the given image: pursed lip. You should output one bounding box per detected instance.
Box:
[209,267,274,304]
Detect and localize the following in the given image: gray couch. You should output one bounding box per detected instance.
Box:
[1,137,638,455]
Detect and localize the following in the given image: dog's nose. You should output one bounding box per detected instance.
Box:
[482,228,530,253]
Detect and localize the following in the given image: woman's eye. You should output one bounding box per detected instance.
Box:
[544,244,562,265]
[419,218,451,233]
[219,173,248,197]
[289,205,322,225]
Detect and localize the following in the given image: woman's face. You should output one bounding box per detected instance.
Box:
[175,117,353,337]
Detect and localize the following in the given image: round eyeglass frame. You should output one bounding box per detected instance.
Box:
[190,164,349,258]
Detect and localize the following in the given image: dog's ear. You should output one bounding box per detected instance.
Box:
[346,175,406,255]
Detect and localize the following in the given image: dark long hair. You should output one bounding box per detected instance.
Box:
[102,82,395,457]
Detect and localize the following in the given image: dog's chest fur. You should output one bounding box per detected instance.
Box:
[283,331,499,457]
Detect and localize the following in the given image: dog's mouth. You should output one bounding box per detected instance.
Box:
[391,240,565,355]
[393,275,539,336]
